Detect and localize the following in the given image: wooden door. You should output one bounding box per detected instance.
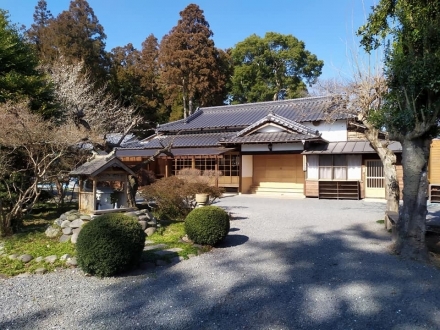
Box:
[365,160,385,198]
[253,154,304,187]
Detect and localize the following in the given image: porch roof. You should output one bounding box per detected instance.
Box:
[116,147,235,158]
[302,141,402,154]
[70,155,135,177]
[221,132,322,144]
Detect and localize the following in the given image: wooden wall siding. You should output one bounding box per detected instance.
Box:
[253,154,304,185]
[429,140,440,184]
[347,130,367,141]
[305,180,319,197]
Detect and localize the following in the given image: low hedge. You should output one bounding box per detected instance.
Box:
[76,213,145,277]
[185,206,229,246]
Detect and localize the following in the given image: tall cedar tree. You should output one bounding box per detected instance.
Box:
[138,34,168,125]
[159,4,228,119]
[29,0,108,82]
[27,0,54,63]
[109,34,167,133]
[358,0,440,260]
[230,32,323,103]
[0,9,57,118]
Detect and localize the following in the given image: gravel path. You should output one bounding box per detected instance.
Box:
[1,196,440,329]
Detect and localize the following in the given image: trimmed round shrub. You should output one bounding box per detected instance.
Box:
[76,213,145,277]
[185,206,230,245]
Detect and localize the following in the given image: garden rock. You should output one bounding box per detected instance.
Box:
[19,254,33,263]
[66,257,77,267]
[35,257,43,263]
[8,254,18,260]
[59,235,70,243]
[138,215,149,221]
[60,254,70,261]
[67,214,77,221]
[53,209,159,244]
[45,226,60,238]
[139,221,147,230]
[145,227,156,236]
[69,219,84,228]
[60,220,71,228]
[45,255,57,264]
[62,227,72,235]
[71,232,79,244]
[35,268,46,275]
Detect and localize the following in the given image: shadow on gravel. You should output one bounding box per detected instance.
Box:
[216,234,248,248]
[76,199,440,329]
[0,308,57,330]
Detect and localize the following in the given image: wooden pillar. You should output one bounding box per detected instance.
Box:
[92,177,97,212]
[192,156,195,169]
[78,178,83,210]
[215,157,219,188]
[165,163,169,178]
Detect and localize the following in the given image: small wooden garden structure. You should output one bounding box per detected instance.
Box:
[70,154,136,214]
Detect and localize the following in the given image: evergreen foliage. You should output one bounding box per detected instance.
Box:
[358,0,440,259]
[185,206,230,246]
[230,32,323,103]
[0,9,57,118]
[159,4,230,119]
[76,214,145,277]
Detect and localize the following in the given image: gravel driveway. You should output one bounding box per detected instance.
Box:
[1,196,440,330]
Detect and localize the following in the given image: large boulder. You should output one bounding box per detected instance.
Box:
[45,226,60,238]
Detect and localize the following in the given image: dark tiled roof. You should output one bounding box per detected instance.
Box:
[223,132,321,144]
[303,141,402,154]
[157,96,349,133]
[168,148,234,157]
[138,133,234,149]
[115,147,233,158]
[115,149,159,157]
[235,113,319,136]
[70,155,135,176]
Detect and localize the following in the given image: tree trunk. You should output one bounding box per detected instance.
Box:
[365,128,400,212]
[182,78,187,119]
[0,199,13,237]
[394,137,430,260]
[127,175,138,208]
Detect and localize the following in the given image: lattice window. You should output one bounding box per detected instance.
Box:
[173,159,192,175]
[219,155,240,177]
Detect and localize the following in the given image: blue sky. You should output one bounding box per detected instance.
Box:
[0,0,376,80]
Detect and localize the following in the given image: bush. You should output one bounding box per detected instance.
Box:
[185,206,230,245]
[139,175,224,220]
[76,213,145,277]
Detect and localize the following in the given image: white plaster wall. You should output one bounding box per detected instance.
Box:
[303,120,347,142]
[256,125,284,133]
[242,155,253,177]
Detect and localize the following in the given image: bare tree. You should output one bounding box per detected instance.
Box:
[47,58,142,149]
[0,101,88,236]
[315,71,400,214]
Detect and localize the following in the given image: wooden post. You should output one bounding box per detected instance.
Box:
[78,178,83,210]
[192,156,195,169]
[215,158,219,188]
[165,163,169,178]
[92,177,97,212]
